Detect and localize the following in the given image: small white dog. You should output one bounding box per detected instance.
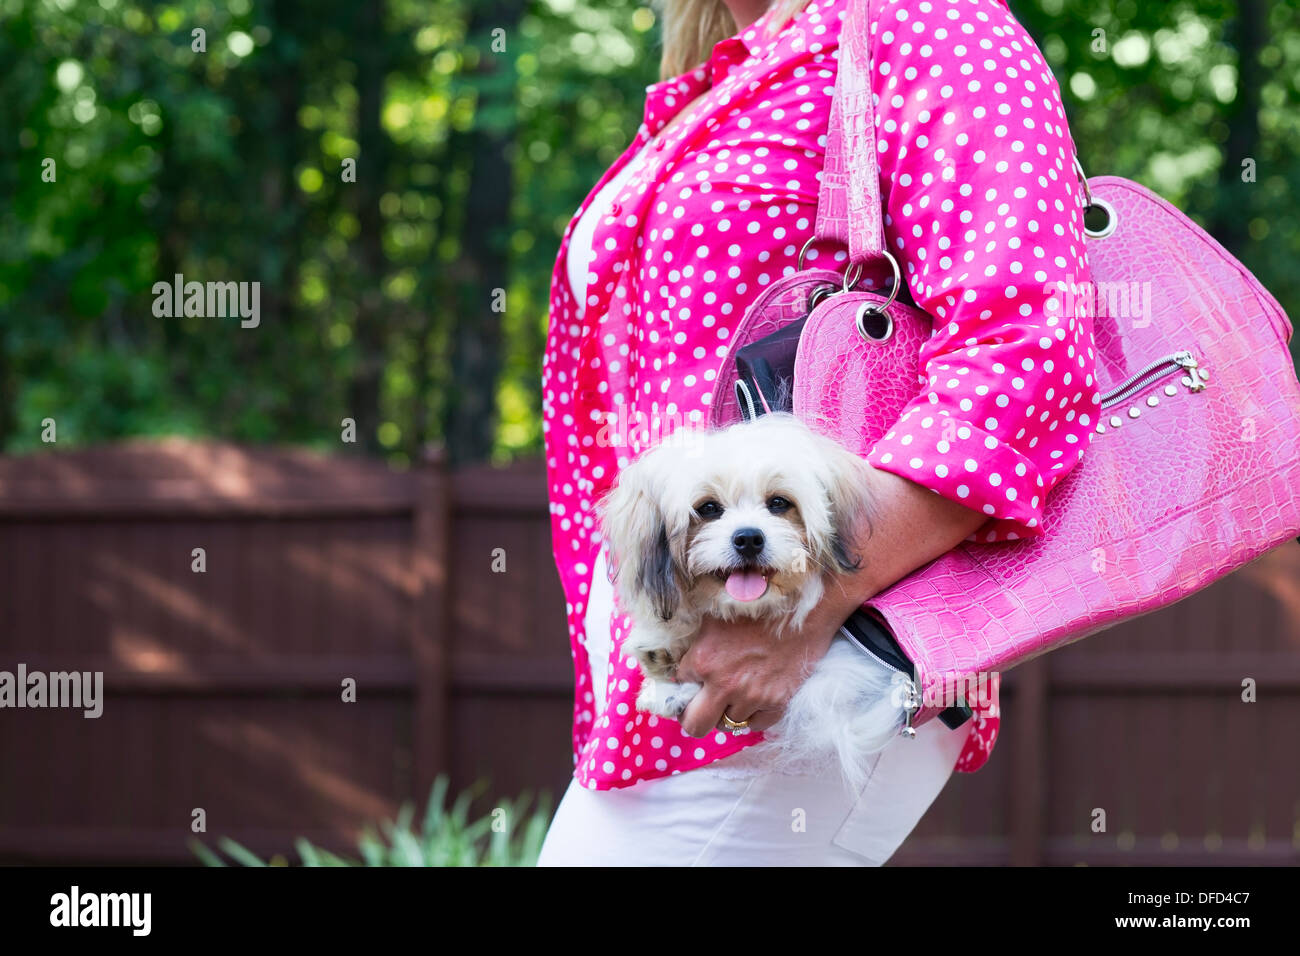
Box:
[598,412,909,791]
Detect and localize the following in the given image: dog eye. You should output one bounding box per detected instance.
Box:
[766,496,793,514]
[694,500,723,520]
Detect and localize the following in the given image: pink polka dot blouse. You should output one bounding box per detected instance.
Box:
[542,0,1098,788]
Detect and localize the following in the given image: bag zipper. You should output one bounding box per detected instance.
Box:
[1099,349,1205,410]
[838,621,922,739]
[734,379,759,421]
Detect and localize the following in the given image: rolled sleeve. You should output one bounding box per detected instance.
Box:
[862,0,1101,541]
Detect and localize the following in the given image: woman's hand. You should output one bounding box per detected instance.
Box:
[674,584,861,737]
[675,463,989,738]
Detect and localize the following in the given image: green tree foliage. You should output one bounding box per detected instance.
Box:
[0,0,1296,463]
[1012,0,1300,346]
[0,0,659,463]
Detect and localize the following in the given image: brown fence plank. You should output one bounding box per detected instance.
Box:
[412,447,451,805]
[1008,657,1048,866]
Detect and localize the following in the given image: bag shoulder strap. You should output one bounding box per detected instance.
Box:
[816,0,1093,266]
[814,0,886,263]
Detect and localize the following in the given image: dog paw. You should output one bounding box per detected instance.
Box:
[636,647,678,682]
[637,679,701,719]
[663,681,701,717]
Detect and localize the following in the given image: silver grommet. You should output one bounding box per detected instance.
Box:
[808,283,837,312]
[854,302,894,343]
[1083,196,1118,239]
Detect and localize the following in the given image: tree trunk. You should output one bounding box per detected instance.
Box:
[1214,0,1265,255]
[348,0,390,456]
[440,0,522,466]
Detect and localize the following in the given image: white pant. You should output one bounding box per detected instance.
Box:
[537,547,968,866]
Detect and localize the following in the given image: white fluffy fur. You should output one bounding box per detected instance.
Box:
[598,412,906,794]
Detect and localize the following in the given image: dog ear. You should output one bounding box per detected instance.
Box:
[643,522,683,621]
[808,437,875,574]
[597,452,685,622]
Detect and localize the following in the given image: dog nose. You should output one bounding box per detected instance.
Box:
[731,528,765,560]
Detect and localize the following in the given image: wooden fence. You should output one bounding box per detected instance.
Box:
[0,438,1297,865]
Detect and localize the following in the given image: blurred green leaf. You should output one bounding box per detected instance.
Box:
[191,774,554,867]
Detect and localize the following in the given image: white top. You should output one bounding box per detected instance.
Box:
[567,145,650,319]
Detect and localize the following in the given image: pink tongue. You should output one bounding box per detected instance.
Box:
[725,569,769,602]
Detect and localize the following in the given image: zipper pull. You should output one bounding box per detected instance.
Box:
[1175,351,1208,392]
[900,675,920,739]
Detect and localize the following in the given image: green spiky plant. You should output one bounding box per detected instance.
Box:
[190,776,553,867]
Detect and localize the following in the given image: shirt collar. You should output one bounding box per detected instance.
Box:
[708,34,751,87]
[643,5,784,134]
[721,3,790,80]
[710,6,776,86]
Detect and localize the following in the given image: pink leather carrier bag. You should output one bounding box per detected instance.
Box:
[710,0,1300,734]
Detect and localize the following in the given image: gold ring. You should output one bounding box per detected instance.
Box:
[721,712,750,734]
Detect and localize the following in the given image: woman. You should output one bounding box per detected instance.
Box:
[537,0,1097,865]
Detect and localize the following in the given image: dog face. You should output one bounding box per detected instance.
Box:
[598,413,874,634]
